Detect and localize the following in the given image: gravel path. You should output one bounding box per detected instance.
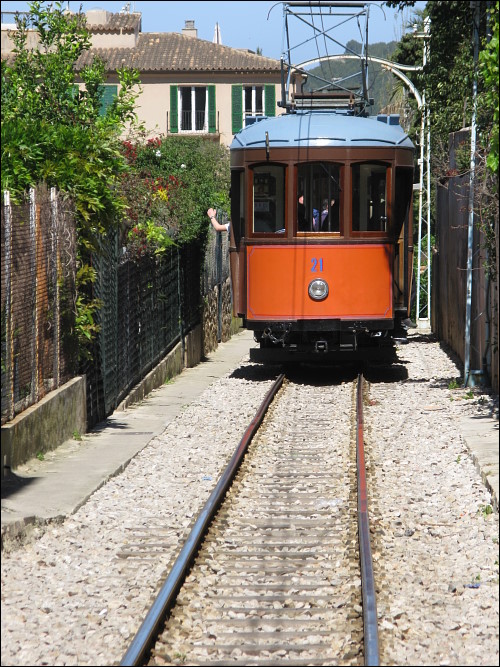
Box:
[365,337,499,666]
[1,335,498,666]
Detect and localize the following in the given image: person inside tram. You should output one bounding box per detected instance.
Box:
[319,197,339,232]
[298,194,308,231]
[312,206,320,231]
[298,194,320,232]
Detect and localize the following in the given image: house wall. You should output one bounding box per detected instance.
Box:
[90,31,138,48]
[1,26,39,53]
[136,73,284,145]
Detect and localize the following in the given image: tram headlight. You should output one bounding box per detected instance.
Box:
[308,278,329,301]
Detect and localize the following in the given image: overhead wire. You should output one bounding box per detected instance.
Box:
[310,2,327,88]
[319,2,333,90]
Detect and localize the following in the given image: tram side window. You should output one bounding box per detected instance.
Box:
[392,167,413,238]
[352,164,387,232]
[230,169,244,246]
[297,163,340,233]
[252,165,285,234]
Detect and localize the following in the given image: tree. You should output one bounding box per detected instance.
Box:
[387,1,496,167]
[388,1,498,289]
[304,40,400,114]
[477,1,499,283]
[479,1,499,175]
[1,0,142,251]
[1,1,142,358]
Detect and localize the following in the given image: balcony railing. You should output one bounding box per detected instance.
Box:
[181,110,207,132]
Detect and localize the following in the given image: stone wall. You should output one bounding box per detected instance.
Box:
[202,278,241,356]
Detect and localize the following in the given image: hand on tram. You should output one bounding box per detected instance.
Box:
[207,208,230,232]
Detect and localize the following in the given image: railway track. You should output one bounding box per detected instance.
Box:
[121,373,378,666]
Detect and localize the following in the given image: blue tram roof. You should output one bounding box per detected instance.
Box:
[230,111,414,150]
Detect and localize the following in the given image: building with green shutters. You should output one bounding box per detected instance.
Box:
[73,10,292,146]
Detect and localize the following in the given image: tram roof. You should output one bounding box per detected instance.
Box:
[230,111,414,150]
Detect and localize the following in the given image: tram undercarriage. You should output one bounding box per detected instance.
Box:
[248,317,409,363]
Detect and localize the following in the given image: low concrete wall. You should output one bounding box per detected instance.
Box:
[1,327,203,473]
[117,324,203,411]
[185,323,203,369]
[2,284,242,474]
[1,376,87,474]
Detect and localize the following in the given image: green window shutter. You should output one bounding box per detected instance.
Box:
[208,85,216,133]
[232,84,243,134]
[98,84,118,116]
[170,85,178,133]
[265,84,276,117]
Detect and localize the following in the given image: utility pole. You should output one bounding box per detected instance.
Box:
[414,17,431,331]
[464,0,481,387]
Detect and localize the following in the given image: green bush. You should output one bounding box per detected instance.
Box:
[120,135,230,246]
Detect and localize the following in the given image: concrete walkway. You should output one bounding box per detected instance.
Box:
[459,414,498,512]
[1,329,258,541]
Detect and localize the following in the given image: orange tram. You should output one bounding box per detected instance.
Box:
[228,109,415,363]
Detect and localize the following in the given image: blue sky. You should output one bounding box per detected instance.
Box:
[1,1,426,59]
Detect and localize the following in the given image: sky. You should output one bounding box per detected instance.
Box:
[1,1,427,59]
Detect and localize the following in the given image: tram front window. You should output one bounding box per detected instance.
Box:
[297,163,340,233]
[252,165,285,234]
[352,163,388,232]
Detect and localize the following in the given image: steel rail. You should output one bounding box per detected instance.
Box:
[120,373,286,667]
[356,373,380,666]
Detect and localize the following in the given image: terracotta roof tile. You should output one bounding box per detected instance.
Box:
[76,31,281,73]
[87,12,142,34]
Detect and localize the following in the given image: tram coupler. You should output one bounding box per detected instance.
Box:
[315,340,329,353]
[261,323,292,346]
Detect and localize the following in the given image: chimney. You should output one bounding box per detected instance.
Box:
[85,9,111,26]
[182,20,198,38]
[213,22,222,45]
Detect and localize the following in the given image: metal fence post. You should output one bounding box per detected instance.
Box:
[29,187,39,403]
[51,187,60,388]
[415,17,431,330]
[177,247,185,364]
[216,228,223,342]
[3,191,14,421]
[464,1,480,387]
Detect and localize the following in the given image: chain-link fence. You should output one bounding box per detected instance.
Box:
[2,190,231,429]
[82,234,204,427]
[202,210,231,343]
[1,186,77,425]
